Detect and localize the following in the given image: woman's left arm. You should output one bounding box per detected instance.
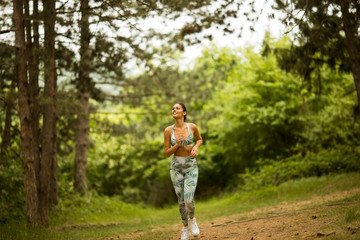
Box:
[191,123,203,157]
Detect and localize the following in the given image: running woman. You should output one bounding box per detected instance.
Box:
[164,103,203,240]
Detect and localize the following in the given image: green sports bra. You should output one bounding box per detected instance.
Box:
[170,123,194,148]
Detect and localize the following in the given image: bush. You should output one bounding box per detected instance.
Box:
[0,161,24,224]
[238,145,360,192]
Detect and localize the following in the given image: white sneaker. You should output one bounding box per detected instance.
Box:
[181,226,191,240]
[189,217,200,236]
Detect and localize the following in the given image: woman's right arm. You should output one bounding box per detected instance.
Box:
[164,127,180,158]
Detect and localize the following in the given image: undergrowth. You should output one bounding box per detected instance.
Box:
[1,172,359,240]
[238,145,360,192]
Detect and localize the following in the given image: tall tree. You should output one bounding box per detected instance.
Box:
[340,0,360,113]
[13,0,41,227]
[40,0,58,224]
[11,0,59,226]
[24,0,42,205]
[74,0,91,195]
[273,0,360,112]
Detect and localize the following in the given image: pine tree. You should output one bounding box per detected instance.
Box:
[13,0,41,227]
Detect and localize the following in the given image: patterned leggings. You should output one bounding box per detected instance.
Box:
[170,156,199,226]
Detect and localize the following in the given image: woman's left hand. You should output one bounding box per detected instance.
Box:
[190,147,198,157]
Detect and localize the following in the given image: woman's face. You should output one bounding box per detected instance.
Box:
[172,104,185,119]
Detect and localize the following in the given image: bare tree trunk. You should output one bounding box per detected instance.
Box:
[13,0,41,227]
[30,0,41,183]
[49,135,59,205]
[48,0,59,204]
[40,0,57,225]
[74,0,91,196]
[340,0,360,114]
[24,0,41,197]
[74,92,89,195]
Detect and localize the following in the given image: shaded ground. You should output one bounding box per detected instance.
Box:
[114,188,360,240]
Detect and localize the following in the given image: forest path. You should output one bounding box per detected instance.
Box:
[113,188,360,240]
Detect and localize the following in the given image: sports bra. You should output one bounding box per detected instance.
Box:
[170,123,194,148]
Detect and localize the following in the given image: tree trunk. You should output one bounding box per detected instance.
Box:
[74,0,91,196]
[74,92,89,195]
[340,0,360,114]
[48,0,59,201]
[13,0,41,227]
[40,0,57,225]
[25,0,41,196]
[49,138,59,205]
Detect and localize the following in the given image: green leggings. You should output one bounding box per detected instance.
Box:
[170,156,199,225]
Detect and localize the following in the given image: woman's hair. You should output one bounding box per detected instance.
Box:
[176,102,187,121]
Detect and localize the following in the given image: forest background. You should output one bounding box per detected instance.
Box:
[1,0,360,232]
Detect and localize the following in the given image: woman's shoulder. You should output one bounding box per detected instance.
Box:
[164,125,173,133]
[187,122,198,129]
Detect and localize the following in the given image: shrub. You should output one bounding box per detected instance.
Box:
[238,145,360,192]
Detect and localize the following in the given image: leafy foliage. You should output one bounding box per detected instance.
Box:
[66,37,359,207]
[1,35,360,223]
[239,145,360,192]
[272,0,360,111]
[0,160,24,223]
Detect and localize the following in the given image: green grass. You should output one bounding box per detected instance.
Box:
[315,193,360,240]
[196,172,360,220]
[345,207,360,223]
[1,172,360,240]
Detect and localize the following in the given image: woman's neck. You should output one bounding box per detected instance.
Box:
[174,118,186,128]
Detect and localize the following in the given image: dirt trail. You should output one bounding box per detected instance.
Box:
[118,188,360,240]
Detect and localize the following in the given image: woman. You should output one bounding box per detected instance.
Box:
[164,103,203,240]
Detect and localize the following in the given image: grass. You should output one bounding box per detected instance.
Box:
[1,172,360,240]
[316,193,360,240]
[345,207,360,223]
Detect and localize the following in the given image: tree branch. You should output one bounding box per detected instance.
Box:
[0,29,14,34]
[94,81,124,87]
[101,0,141,31]
[102,92,168,100]
[90,110,168,115]
[56,0,70,11]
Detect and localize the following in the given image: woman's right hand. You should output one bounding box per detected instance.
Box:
[176,134,185,146]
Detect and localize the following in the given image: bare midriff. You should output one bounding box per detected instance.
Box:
[174,146,193,157]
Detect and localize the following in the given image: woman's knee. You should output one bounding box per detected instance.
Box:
[184,200,194,209]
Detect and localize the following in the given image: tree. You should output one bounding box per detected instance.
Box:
[11,0,59,226]
[74,0,91,195]
[24,0,41,197]
[40,0,58,223]
[273,0,360,113]
[13,0,40,227]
